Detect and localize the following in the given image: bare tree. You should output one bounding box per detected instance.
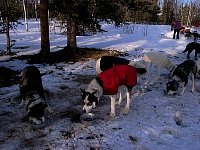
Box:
[40,0,50,59]
[34,0,38,21]
[3,0,11,54]
[22,0,29,31]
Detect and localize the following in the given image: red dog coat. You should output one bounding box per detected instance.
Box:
[97,65,137,95]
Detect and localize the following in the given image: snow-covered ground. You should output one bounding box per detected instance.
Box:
[1,20,200,150]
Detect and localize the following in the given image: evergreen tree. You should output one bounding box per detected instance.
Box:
[0,0,21,54]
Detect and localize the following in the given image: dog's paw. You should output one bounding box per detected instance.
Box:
[124,107,129,114]
[156,76,163,80]
[117,101,122,106]
[177,93,183,96]
[110,113,116,118]
[47,106,53,114]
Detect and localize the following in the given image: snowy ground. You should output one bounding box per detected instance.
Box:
[1,20,200,150]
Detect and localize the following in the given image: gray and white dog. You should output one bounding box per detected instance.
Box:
[19,66,52,125]
[166,60,197,95]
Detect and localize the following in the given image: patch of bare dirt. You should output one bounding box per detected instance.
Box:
[1,48,126,88]
[0,67,20,87]
[0,58,112,150]
[14,47,125,64]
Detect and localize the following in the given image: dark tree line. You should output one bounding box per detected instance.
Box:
[1,0,200,58]
[160,0,200,25]
[0,0,161,60]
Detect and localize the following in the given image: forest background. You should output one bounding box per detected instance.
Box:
[0,0,200,60]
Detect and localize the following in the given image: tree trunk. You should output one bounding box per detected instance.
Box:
[23,0,28,31]
[35,0,38,21]
[4,0,11,54]
[67,17,77,51]
[40,0,50,60]
[5,16,11,54]
[67,17,71,48]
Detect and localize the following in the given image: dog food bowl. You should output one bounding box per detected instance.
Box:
[80,113,95,122]
[31,121,47,129]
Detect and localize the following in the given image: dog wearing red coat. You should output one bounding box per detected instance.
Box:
[81,65,145,117]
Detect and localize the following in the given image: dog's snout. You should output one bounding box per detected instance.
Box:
[82,109,86,113]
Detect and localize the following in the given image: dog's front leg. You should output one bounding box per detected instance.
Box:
[192,74,195,93]
[46,105,53,114]
[110,95,116,117]
[180,82,186,95]
[146,63,151,76]
[125,91,131,114]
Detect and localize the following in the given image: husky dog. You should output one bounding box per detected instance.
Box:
[81,65,144,117]
[19,66,52,125]
[95,56,146,109]
[166,80,179,95]
[192,32,200,43]
[96,56,147,78]
[142,52,176,79]
[183,42,200,60]
[166,60,197,95]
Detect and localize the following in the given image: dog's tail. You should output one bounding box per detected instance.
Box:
[136,68,147,75]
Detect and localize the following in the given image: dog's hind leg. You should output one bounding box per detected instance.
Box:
[192,74,195,93]
[117,86,125,106]
[187,51,192,59]
[146,63,152,76]
[110,95,116,117]
[195,51,198,60]
[124,89,131,114]
[156,65,161,79]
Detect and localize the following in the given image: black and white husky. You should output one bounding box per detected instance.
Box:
[81,65,146,117]
[19,66,52,125]
[95,56,146,103]
[166,60,197,95]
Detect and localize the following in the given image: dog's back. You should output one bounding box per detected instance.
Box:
[20,66,44,99]
[183,42,200,53]
[173,60,197,80]
[191,32,200,42]
[97,65,137,95]
[143,52,174,69]
[183,42,200,59]
[96,56,130,74]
